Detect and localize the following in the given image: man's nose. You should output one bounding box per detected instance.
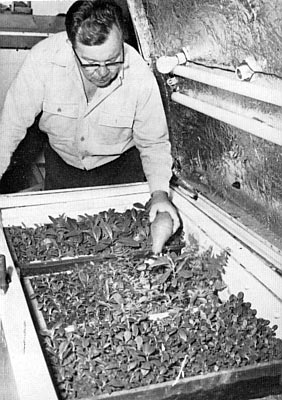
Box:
[98,65,109,77]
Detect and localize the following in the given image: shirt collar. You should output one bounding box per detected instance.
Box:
[50,33,73,67]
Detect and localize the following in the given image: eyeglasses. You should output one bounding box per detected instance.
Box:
[73,45,124,71]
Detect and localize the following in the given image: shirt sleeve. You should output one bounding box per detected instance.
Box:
[0,50,44,180]
[133,71,172,194]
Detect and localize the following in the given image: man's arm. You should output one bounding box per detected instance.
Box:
[132,71,180,233]
[0,51,44,180]
[133,73,171,194]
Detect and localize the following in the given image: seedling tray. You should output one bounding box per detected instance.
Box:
[3,205,184,277]
[4,229,184,276]
[25,271,282,400]
[4,229,113,275]
[24,243,282,400]
[25,266,282,399]
[77,362,282,400]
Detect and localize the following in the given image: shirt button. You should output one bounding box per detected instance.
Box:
[80,136,85,141]
[57,107,61,112]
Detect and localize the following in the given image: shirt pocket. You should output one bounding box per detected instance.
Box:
[98,112,134,128]
[41,101,79,140]
[96,111,134,145]
[43,101,79,118]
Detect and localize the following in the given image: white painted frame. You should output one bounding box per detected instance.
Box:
[0,183,281,400]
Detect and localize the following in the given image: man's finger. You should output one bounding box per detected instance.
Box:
[172,216,181,233]
[149,205,158,223]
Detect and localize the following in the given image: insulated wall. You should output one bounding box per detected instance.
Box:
[141,0,282,245]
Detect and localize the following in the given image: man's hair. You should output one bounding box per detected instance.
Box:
[65,0,124,47]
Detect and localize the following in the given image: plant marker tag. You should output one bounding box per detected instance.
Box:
[148,312,170,321]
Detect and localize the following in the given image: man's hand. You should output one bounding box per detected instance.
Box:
[149,190,180,234]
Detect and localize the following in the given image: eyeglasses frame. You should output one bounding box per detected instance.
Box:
[72,44,124,70]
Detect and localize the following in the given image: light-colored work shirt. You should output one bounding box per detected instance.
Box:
[0,31,172,194]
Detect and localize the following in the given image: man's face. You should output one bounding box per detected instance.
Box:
[74,25,124,88]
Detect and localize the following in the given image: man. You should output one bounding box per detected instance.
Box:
[0,0,179,232]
